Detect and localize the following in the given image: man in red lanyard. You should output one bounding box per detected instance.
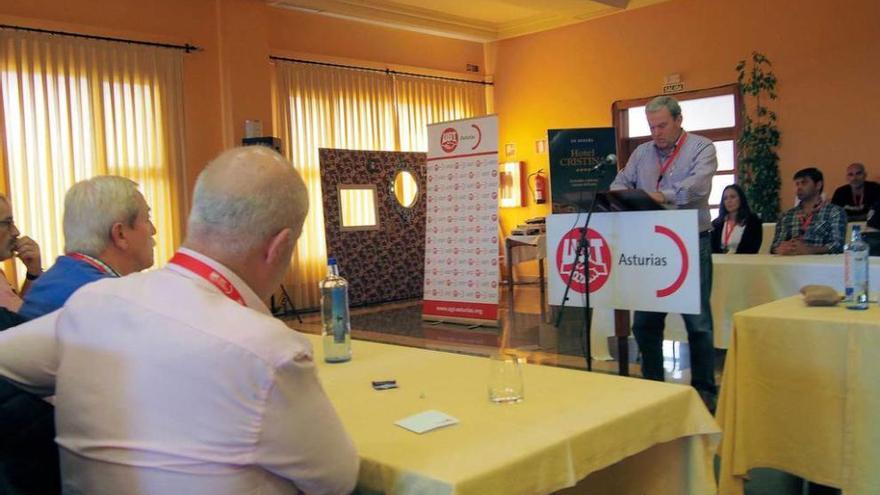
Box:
[17,176,156,320]
[830,162,880,221]
[611,95,719,412]
[0,146,358,495]
[771,167,847,255]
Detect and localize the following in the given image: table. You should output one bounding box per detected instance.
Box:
[589,254,880,358]
[505,234,545,288]
[308,335,720,495]
[717,296,880,494]
[671,254,880,348]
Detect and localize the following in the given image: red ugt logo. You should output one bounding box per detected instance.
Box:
[440,127,459,153]
[555,228,612,294]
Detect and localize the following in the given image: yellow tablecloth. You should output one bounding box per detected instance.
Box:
[718,296,880,494]
[308,335,720,495]
[588,254,880,358]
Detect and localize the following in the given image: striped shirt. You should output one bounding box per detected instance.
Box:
[611,131,718,232]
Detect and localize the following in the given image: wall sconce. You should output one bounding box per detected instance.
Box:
[499,161,526,208]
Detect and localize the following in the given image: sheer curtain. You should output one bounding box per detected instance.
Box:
[274,60,487,309]
[393,74,487,152]
[0,29,186,285]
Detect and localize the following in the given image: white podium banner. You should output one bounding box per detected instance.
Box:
[547,211,700,314]
[423,115,500,324]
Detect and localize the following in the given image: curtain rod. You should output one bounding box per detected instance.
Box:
[0,24,200,53]
[270,56,493,86]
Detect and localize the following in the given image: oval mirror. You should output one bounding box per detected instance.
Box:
[392,170,419,208]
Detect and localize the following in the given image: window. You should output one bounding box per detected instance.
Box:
[338,185,379,230]
[0,31,185,284]
[613,85,742,219]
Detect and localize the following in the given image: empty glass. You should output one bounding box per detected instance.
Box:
[488,353,524,403]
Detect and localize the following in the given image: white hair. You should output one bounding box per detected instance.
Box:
[63,176,142,256]
[646,95,682,119]
[186,146,309,256]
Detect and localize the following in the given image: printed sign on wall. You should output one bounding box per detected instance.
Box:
[547,210,700,314]
[423,115,499,325]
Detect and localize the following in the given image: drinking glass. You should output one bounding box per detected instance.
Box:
[488,353,524,403]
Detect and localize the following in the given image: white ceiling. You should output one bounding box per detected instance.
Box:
[268,0,673,42]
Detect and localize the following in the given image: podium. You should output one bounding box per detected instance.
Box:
[546,205,701,377]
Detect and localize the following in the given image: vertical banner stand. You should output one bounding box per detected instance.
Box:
[422,115,500,327]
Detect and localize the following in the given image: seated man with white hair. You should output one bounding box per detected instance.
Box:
[0,147,359,495]
[18,176,156,320]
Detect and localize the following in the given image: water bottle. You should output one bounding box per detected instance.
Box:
[320,257,352,362]
[844,226,869,310]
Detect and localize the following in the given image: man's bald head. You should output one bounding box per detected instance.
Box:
[186,146,309,256]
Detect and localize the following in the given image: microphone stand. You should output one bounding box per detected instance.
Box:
[554,174,606,371]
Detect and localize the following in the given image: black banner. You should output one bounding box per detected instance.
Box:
[548,128,617,213]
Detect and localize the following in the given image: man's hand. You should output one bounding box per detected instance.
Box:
[774,239,798,255]
[776,238,824,256]
[13,236,42,276]
[646,191,666,204]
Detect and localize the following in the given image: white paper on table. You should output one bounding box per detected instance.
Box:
[395,410,459,434]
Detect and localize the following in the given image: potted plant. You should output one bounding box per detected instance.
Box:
[736,52,781,223]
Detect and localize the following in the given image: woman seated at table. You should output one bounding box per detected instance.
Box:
[711,184,763,254]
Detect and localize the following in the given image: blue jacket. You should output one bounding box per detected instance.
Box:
[19,255,111,320]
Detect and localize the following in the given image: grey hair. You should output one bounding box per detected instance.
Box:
[646,95,682,119]
[186,146,309,256]
[64,176,142,256]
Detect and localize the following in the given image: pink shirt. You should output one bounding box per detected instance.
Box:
[0,268,22,312]
[0,248,358,495]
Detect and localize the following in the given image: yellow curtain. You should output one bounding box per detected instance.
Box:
[392,74,487,152]
[274,60,487,309]
[0,29,186,285]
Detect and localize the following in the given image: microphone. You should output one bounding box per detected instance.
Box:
[589,154,618,172]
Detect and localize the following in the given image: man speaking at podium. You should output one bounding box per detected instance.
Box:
[610,95,718,411]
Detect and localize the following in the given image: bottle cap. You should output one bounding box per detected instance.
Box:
[327,257,337,266]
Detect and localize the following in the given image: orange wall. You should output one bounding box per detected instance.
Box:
[491,0,880,257]
[268,8,485,74]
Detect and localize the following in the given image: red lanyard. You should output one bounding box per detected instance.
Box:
[67,252,120,277]
[722,219,737,247]
[169,252,246,307]
[798,201,823,234]
[656,132,688,187]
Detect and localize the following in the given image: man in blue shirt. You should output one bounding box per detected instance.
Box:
[18,176,156,320]
[611,95,718,410]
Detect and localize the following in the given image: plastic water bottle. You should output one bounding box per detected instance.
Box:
[320,257,352,362]
[844,226,869,310]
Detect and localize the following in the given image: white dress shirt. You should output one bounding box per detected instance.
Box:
[0,248,358,495]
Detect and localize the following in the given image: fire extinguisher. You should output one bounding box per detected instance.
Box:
[528,169,548,205]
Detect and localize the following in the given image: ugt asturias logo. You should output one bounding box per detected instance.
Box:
[555,228,612,294]
[440,127,459,152]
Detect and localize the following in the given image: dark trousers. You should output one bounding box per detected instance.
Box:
[632,234,716,396]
